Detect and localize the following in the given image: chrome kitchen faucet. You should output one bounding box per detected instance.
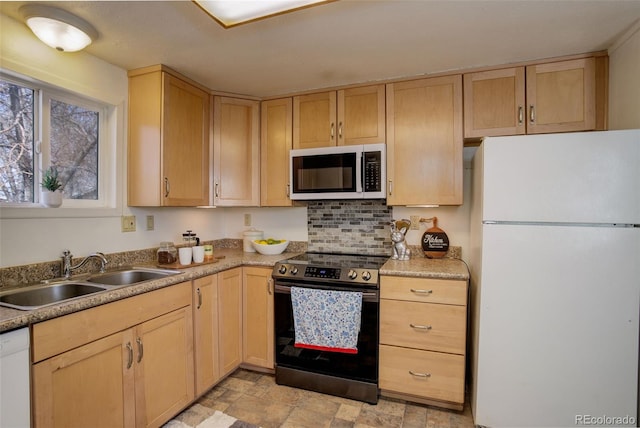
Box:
[61,250,108,279]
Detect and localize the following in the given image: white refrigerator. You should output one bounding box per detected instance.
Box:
[469,130,640,428]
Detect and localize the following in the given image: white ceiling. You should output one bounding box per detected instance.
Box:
[2,0,640,98]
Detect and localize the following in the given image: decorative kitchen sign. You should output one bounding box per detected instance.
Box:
[419,217,449,258]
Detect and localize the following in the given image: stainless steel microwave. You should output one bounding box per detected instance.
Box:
[290,143,386,200]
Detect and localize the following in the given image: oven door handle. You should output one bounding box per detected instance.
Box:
[274,284,378,301]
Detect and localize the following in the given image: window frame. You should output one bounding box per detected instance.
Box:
[0,70,121,218]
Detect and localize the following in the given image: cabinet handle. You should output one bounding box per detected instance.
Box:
[136,337,144,363]
[126,342,133,369]
[330,123,335,140]
[388,180,393,196]
[164,177,170,197]
[338,122,343,139]
[518,106,524,124]
[409,370,431,378]
[410,288,433,295]
[196,288,202,309]
[215,182,219,198]
[529,105,535,124]
[267,278,273,295]
[410,323,432,331]
[286,184,290,197]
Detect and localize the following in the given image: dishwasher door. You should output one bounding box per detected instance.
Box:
[1,327,30,428]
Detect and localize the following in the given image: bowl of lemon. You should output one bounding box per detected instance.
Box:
[252,238,289,255]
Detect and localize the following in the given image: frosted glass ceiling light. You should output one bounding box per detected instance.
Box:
[194,0,332,28]
[20,4,98,52]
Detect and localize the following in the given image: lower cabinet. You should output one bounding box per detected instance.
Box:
[379,276,468,410]
[217,267,243,378]
[192,274,220,396]
[32,282,194,428]
[242,266,274,369]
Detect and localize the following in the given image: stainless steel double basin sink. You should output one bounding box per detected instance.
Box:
[0,267,180,311]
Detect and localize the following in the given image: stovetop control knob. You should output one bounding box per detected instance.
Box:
[347,269,358,280]
[278,264,287,275]
[290,266,299,275]
[362,271,372,281]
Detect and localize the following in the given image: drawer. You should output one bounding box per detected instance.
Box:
[379,344,465,404]
[380,299,466,354]
[380,276,467,306]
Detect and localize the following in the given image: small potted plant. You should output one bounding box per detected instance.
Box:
[40,166,63,207]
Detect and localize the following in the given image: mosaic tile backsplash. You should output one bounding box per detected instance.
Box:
[306,199,393,256]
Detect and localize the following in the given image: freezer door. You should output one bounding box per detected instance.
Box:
[474,224,639,428]
[482,129,640,224]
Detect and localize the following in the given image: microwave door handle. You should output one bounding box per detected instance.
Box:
[357,151,364,194]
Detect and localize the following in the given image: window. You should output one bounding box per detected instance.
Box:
[0,73,109,207]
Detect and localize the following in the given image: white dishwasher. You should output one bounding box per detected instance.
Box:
[0,327,30,428]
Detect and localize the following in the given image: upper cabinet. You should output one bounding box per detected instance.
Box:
[463,67,526,138]
[261,98,293,207]
[464,56,608,139]
[386,75,463,206]
[128,66,210,207]
[293,85,386,149]
[213,96,260,206]
[526,57,605,134]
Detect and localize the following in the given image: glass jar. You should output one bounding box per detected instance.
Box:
[157,241,178,265]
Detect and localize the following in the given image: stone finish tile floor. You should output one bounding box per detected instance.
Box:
[180,369,475,428]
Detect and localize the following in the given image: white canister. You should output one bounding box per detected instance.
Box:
[243,228,263,252]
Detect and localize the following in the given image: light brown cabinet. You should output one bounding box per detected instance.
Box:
[217,267,243,377]
[192,275,220,396]
[32,282,194,428]
[242,266,274,370]
[386,75,463,206]
[128,65,210,207]
[213,96,260,206]
[464,57,607,138]
[379,276,467,410]
[463,67,526,138]
[260,98,293,206]
[293,85,385,149]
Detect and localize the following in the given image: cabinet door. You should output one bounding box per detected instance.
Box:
[162,73,211,206]
[386,75,463,206]
[526,58,596,134]
[293,91,337,149]
[193,275,220,396]
[242,266,274,369]
[32,330,136,428]
[338,85,386,146]
[261,98,293,206]
[213,97,260,206]
[134,307,194,428]
[218,267,243,377]
[463,67,526,138]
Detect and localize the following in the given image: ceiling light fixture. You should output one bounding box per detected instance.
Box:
[193,0,333,28]
[19,4,98,52]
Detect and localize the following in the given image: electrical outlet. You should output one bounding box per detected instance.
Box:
[244,213,251,227]
[121,215,136,232]
[410,215,421,230]
[146,215,154,231]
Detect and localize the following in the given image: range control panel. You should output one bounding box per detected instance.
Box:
[273,263,378,285]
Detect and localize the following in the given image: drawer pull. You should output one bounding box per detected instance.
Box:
[409,370,431,378]
[410,323,432,330]
[410,288,433,295]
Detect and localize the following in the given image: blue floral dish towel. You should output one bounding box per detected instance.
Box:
[290,286,363,354]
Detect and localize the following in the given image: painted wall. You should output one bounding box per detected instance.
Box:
[608,20,640,130]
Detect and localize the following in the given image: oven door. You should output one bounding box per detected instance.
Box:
[274,282,378,384]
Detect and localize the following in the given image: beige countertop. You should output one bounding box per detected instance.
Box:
[0,249,468,333]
